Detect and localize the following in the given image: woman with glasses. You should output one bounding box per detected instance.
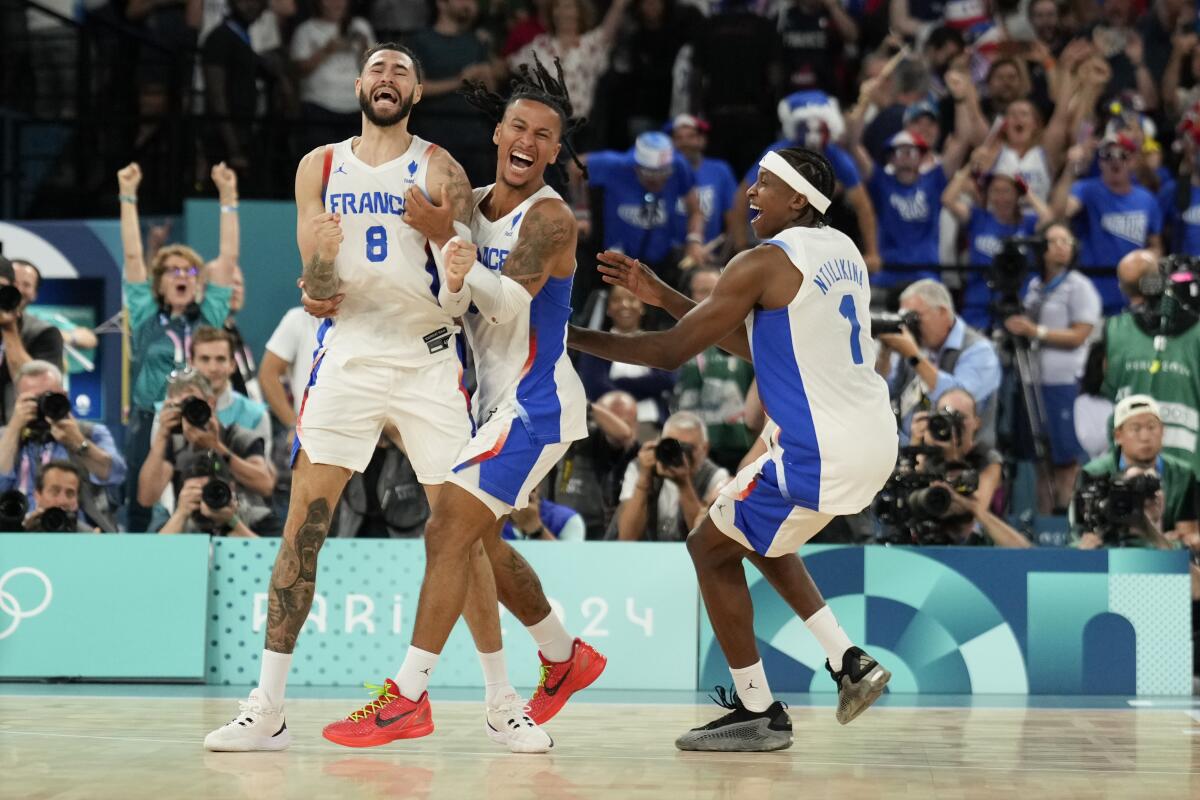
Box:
[117,161,238,532]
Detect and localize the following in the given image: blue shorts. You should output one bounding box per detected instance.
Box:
[708,456,835,557]
[1017,382,1085,466]
[447,407,570,518]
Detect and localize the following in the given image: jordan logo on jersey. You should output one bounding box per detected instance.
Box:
[334,162,348,176]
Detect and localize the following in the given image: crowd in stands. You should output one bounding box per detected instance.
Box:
[5,0,1199,593]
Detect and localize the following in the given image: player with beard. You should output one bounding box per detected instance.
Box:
[204,43,551,755]
[318,56,607,743]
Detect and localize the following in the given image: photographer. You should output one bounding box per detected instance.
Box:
[1073,395,1198,549]
[0,256,64,425]
[0,361,125,531]
[189,325,272,459]
[896,388,1030,548]
[18,462,95,533]
[610,411,729,542]
[137,368,279,535]
[876,279,1002,447]
[12,259,99,353]
[159,451,257,538]
[1002,224,1103,510]
[1101,251,1200,473]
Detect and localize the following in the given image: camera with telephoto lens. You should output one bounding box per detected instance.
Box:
[0,284,23,313]
[927,408,966,443]
[24,391,72,443]
[655,437,690,469]
[871,310,921,338]
[0,490,28,530]
[873,446,980,545]
[1133,255,1200,337]
[184,450,233,511]
[35,506,78,533]
[1073,471,1162,546]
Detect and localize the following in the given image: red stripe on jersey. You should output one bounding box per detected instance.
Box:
[737,477,759,501]
[519,330,538,380]
[461,422,511,468]
[320,146,333,205]
[294,350,326,437]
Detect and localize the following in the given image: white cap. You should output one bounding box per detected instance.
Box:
[1114,394,1161,429]
[634,132,674,171]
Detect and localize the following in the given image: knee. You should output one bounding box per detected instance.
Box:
[422,515,473,563]
[687,522,740,570]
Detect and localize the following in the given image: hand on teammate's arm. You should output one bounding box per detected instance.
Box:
[403,185,458,249]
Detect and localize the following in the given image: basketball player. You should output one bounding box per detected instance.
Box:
[204,43,551,754]
[569,147,897,752]
[316,58,607,741]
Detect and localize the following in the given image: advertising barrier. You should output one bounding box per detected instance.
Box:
[698,546,1193,696]
[0,534,210,679]
[206,539,700,690]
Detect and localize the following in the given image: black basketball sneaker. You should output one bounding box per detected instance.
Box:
[675,686,793,752]
[825,646,891,725]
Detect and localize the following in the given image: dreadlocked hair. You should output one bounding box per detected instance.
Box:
[459,52,589,179]
[777,146,836,226]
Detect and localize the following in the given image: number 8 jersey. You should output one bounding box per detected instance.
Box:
[319,135,457,367]
[750,224,897,514]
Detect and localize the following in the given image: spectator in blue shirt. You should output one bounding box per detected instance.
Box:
[181,325,272,460]
[1158,134,1200,256]
[732,91,880,268]
[876,279,1003,447]
[0,360,126,531]
[579,132,706,278]
[943,160,1052,329]
[1053,133,1163,312]
[502,486,585,541]
[666,114,739,261]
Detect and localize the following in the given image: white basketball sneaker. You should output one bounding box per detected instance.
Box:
[204,688,291,752]
[485,694,553,754]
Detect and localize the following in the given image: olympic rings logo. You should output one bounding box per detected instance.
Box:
[0,567,53,640]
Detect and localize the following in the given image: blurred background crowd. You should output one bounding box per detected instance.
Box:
[0,0,1198,602]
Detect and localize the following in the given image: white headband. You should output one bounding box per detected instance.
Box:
[758,151,831,215]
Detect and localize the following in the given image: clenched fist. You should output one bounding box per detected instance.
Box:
[312,212,343,261]
[117,162,142,195]
[442,236,475,293]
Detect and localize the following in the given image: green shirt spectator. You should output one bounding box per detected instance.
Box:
[674,346,754,472]
[1101,311,1200,473]
[1077,450,1198,544]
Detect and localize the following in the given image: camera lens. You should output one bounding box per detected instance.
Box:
[37,391,71,422]
[908,486,952,519]
[202,479,232,510]
[654,438,686,469]
[38,507,72,532]
[0,284,23,312]
[181,396,212,428]
[0,490,28,529]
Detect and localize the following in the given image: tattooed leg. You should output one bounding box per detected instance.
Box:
[409,483,498,654]
[481,527,552,626]
[265,451,350,654]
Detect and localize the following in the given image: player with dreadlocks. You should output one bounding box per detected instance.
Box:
[319,54,606,748]
[569,147,897,752]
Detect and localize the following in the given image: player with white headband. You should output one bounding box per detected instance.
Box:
[570,146,898,752]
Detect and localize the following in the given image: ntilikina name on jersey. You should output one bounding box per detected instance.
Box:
[811,258,865,296]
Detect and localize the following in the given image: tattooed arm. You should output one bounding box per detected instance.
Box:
[501,198,577,294]
[421,147,475,243]
[266,499,331,653]
[295,147,342,300]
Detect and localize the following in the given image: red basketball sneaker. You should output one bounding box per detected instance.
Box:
[527,639,607,725]
[322,679,434,747]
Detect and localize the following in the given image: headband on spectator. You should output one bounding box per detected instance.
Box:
[759,151,831,214]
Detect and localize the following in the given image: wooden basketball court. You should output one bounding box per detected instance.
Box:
[3,688,1199,799]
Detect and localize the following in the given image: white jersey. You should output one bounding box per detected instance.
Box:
[995,145,1052,201]
[318,135,457,367]
[463,184,588,445]
[749,225,898,514]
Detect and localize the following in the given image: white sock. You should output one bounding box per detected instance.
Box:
[258,650,292,708]
[526,611,574,662]
[805,605,854,671]
[395,646,440,702]
[477,649,516,706]
[729,660,774,713]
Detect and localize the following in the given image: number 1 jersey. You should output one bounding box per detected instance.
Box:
[750,224,897,514]
[319,135,457,367]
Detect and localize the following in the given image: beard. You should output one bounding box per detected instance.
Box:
[358,87,414,128]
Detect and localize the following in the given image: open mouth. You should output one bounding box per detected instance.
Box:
[173,281,189,295]
[373,87,399,107]
[749,202,762,223]
[508,149,535,173]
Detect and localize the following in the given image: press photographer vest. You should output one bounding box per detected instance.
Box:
[893,322,998,450]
